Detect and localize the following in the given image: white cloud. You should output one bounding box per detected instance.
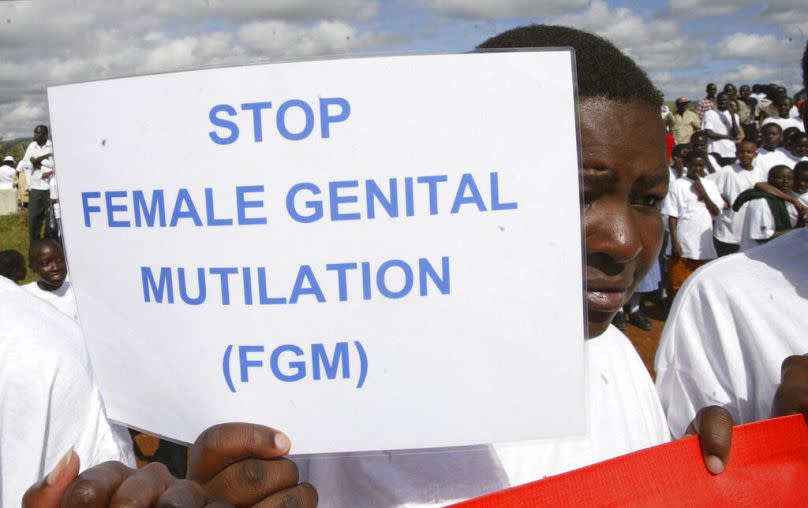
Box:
[665,0,756,17]
[237,20,403,59]
[0,101,45,139]
[148,0,381,22]
[713,33,801,62]
[409,0,589,19]
[546,1,702,70]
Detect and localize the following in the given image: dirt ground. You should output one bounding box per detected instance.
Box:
[623,293,669,380]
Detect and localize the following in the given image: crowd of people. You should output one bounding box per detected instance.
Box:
[613,80,807,332]
[1,23,808,508]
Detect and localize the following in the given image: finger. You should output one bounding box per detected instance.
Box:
[109,462,175,507]
[772,355,808,417]
[204,458,299,507]
[155,479,209,508]
[685,405,734,475]
[251,483,318,508]
[188,423,291,482]
[60,461,133,508]
[22,449,80,508]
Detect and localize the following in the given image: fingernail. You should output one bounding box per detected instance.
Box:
[705,455,725,475]
[46,448,74,485]
[274,432,290,451]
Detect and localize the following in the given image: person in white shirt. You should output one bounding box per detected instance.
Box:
[17,124,53,242]
[291,25,735,508]
[22,239,78,321]
[0,275,135,507]
[792,162,808,206]
[757,123,793,175]
[736,165,803,251]
[784,132,808,166]
[689,130,722,175]
[663,151,726,294]
[761,96,805,133]
[701,93,741,166]
[712,140,766,256]
[0,155,17,215]
[655,227,808,437]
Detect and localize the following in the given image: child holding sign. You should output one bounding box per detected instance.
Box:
[287,24,733,507]
[15,25,738,508]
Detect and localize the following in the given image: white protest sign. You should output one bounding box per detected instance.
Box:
[47,52,585,454]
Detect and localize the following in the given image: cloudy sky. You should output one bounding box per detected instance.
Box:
[1,0,806,140]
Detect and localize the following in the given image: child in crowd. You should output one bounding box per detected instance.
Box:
[785,132,808,165]
[756,123,792,174]
[0,249,26,283]
[735,165,803,251]
[711,140,767,256]
[23,238,77,320]
[792,161,808,206]
[663,151,726,294]
[688,131,721,174]
[761,96,805,133]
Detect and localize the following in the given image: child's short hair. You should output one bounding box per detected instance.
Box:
[671,144,688,158]
[0,250,25,282]
[476,25,662,108]
[761,122,783,134]
[768,164,792,182]
[684,150,707,164]
[28,238,63,261]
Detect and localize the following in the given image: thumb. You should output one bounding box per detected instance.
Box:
[22,449,80,508]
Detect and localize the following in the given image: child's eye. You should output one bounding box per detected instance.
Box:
[634,195,662,209]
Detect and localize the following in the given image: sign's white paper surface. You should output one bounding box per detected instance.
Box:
[47,52,586,454]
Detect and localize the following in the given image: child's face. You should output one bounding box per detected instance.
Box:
[686,157,707,179]
[761,126,782,149]
[30,243,67,290]
[736,142,757,167]
[580,98,667,338]
[770,168,794,193]
[690,135,707,153]
[794,170,808,195]
[790,137,808,158]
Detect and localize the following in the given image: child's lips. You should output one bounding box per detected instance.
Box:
[45,271,65,283]
[585,288,627,313]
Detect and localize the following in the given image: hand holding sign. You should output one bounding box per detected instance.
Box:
[23,424,317,508]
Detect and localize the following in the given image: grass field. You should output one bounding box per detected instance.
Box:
[0,210,38,283]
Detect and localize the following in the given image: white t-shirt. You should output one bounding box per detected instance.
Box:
[712,163,766,244]
[0,276,135,507]
[784,151,808,166]
[655,228,808,437]
[294,325,670,507]
[761,116,805,133]
[662,176,724,259]
[17,140,53,191]
[0,164,14,190]
[739,198,798,251]
[756,147,793,175]
[701,109,740,158]
[792,190,808,207]
[23,279,78,321]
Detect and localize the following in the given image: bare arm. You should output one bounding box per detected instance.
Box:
[693,178,722,216]
[669,216,682,257]
[754,182,805,210]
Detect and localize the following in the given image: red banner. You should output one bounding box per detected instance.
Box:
[454,414,808,507]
